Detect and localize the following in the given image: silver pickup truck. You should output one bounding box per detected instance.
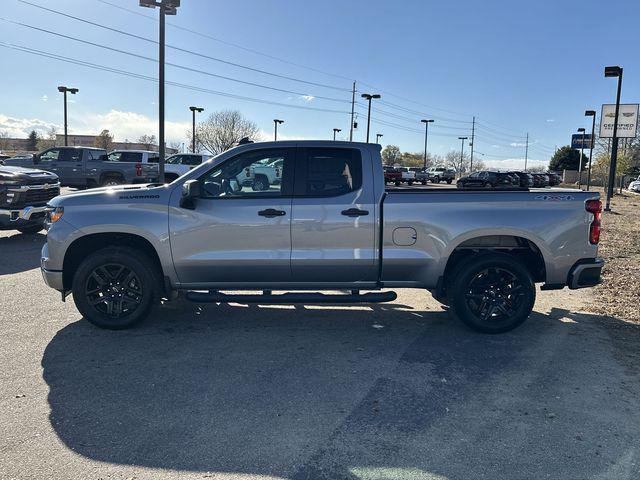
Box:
[40,141,604,333]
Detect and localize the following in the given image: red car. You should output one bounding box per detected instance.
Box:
[384,166,402,186]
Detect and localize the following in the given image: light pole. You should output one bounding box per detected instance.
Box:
[139,0,180,183]
[333,128,341,141]
[458,136,468,175]
[376,133,383,144]
[189,106,203,153]
[420,119,434,169]
[361,93,381,143]
[577,128,586,189]
[57,86,78,146]
[604,65,623,211]
[273,119,284,141]
[585,110,596,191]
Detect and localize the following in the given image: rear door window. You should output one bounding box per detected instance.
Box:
[296,148,362,197]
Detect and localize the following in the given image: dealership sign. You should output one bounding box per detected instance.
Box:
[599,104,639,138]
[571,134,592,149]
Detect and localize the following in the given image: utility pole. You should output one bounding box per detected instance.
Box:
[524,132,529,171]
[585,110,596,191]
[470,116,475,172]
[349,81,356,141]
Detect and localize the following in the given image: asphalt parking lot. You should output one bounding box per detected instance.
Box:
[1,225,639,480]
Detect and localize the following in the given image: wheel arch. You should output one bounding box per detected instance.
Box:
[62,232,165,291]
[438,232,549,297]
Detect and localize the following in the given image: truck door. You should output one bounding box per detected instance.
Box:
[290,147,377,283]
[55,148,84,186]
[169,147,295,284]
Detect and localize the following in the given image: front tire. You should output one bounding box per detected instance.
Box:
[101,176,123,187]
[17,224,44,234]
[449,253,535,333]
[72,247,160,329]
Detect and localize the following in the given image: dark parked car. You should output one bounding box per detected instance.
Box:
[547,172,561,186]
[0,165,60,234]
[456,171,519,189]
[531,173,550,188]
[508,171,534,188]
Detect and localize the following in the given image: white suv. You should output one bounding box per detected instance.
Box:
[164,153,213,182]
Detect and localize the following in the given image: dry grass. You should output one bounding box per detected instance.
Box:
[589,189,640,323]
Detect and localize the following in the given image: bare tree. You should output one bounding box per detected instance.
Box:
[194,110,259,155]
[0,130,10,152]
[381,145,401,165]
[94,129,114,150]
[445,150,470,174]
[138,134,157,150]
[37,127,57,151]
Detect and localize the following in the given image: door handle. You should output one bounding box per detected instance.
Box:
[258,208,286,218]
[341,208,369,217]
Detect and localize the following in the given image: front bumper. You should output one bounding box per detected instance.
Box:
[0,205,48,229]
[568,258,604,289]
[41,243,64,291]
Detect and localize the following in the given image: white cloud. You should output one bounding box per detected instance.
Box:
[299,95,315,102]
[491,144,501,149]
[546,119,555,123]
[510,142,527,147]
[483,158,549,170]
[0,114,59,138]
[41,95,48,102]
[80,110,189,142]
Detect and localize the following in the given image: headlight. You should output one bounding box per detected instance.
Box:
[47,206,64,224]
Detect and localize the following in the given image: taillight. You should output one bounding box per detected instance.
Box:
[135,163,142,176]
[586,199,602,244]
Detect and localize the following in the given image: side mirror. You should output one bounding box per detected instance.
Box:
[180,179,200,210]
[32,154,40,164]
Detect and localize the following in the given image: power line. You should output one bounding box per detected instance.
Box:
[95,0,356,84]
[16,0,351,92]
[0,17,350,104]
[0,41,351,115]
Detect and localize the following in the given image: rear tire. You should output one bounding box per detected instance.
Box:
[252,175,269,191]
[446,179,453,184]
[72,247,161,329]
[448,253,535,334]
[101,176,123,187]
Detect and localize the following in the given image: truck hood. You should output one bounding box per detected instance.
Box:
[0,165,59,184]
[48,183,171,207]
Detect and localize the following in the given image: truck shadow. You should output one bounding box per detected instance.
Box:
[42,302,640,479]
[0,232,45,275]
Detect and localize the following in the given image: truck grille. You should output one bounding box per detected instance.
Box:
[9,185,60,209]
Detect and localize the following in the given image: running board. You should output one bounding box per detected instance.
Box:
[185,290,397,304]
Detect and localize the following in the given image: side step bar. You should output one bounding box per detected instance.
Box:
[185,290,397,304]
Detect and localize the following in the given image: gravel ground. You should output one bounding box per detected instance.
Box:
[589,191,640,323]
[1,227,639,480]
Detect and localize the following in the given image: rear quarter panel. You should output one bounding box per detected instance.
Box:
[382,190,600,287]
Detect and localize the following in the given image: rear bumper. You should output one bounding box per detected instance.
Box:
[567,258,604,289]
[0,205,48,229]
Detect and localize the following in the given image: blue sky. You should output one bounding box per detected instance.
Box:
[0,0,638,168]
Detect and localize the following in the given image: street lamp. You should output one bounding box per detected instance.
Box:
[273,119,284,141]
[577,128,586,189]
[139,0,181,183]
[458,136,468,175]
[376,133,383,144]
[361,93,381,143]
[57,86,78,146]
[333,128,341,141]
[585,110,596,191]
[189,106,204,153]
[420,119,434,169]
[603,65,623,211]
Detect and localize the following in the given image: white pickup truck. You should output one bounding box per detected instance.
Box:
[41,141,603,334]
